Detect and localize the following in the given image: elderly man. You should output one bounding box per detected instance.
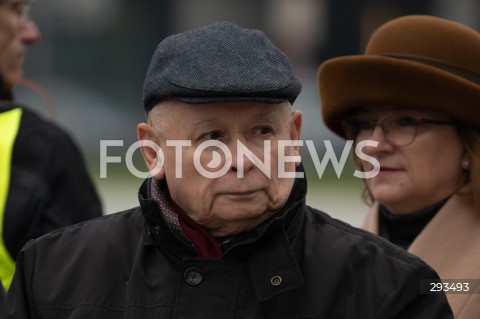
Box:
[2,22,452,318]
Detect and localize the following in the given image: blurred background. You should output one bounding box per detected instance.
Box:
[15,0,480,226]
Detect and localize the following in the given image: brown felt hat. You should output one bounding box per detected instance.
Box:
[318,15,480,138]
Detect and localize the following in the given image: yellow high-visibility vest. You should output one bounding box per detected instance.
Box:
[0,107,22,290]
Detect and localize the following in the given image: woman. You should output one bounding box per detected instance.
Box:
[317,15,480,318]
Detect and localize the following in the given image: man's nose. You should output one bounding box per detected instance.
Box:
[229,140,256,175]
[20,20,40,45]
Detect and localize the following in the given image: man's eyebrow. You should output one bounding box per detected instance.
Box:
[193,119,218,128]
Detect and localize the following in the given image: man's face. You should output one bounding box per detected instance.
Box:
[0,0,39,79]
[139,100,302,237]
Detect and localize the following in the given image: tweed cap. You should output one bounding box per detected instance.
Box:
[142,21,301,112]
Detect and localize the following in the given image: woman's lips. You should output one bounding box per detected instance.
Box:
[377,166,401,176]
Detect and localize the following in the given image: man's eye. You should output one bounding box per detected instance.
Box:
[255,126,273,135]
[202,131,222,140]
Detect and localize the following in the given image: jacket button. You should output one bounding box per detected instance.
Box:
[184,267,203,286]
[270,275,282,286]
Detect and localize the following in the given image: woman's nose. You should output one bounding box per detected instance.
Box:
[362,126,394,155]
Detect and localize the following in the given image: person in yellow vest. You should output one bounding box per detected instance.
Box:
[0,0,102,291]
[318,15,480,318]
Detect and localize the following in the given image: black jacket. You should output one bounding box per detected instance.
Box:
[1,105,102,259]
[2,177,453,318]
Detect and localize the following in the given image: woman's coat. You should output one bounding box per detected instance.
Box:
[363,185,480,318]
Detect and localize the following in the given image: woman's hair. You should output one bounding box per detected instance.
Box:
[353,122,480,210]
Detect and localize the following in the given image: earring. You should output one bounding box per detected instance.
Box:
[462,159,470,170]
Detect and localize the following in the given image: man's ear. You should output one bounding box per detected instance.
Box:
[137,123,165,180]
[290,110,303,165]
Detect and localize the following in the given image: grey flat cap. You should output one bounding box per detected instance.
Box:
[142,21,301,112]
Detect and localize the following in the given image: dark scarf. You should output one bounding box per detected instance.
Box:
[149,179,224,259]
[379,198,449,249]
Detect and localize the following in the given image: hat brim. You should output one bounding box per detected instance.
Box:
[318,55,480,138]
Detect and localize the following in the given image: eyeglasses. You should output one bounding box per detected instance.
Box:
[341,115,454,146]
